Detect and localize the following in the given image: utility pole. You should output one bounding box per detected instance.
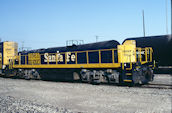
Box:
[142,10,146,37]
[166,0,168,34]
[21,41,24,51]
[96,35,98,42]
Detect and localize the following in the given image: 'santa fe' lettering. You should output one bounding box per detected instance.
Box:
[44,52,76,62]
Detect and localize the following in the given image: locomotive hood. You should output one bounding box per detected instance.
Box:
[21,40,120,54]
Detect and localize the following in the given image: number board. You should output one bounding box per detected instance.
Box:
[28,53,40,65]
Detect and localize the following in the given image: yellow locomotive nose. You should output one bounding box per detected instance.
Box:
[117,40,136,63]
[0,41,18,70]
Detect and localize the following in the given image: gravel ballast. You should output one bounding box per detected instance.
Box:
[0,74,171,113]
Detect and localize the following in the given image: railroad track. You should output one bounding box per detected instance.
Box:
[102,82,172,89]
[89,82,172,90]
[2,76,172,89]
[141,83,172,89]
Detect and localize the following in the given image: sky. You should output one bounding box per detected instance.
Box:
[0,0,171,50]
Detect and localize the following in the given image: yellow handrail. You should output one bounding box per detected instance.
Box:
[13,47,153,67]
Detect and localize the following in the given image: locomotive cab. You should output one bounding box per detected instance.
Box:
[120,40,154,84]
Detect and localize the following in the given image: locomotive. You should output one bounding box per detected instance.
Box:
[0,39,154,85]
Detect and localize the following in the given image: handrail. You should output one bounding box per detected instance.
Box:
[13,47,153,67]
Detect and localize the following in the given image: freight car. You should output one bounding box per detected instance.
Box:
[123,35,172,66]
[0,40,154,85]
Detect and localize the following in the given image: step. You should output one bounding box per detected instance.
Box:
[123,79,132,82]
[126,73,132,76]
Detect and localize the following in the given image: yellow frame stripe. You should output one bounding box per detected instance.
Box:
[13,63,121,69]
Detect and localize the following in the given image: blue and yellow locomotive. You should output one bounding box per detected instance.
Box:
[0,39,154,85]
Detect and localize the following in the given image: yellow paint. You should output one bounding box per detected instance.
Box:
[86,51,89,64]
[28,53,40,65]
[145,48,147,62]
[3,42,18,65]
[150,48,153,62]
[75,52,77,64]
[125,63,132,70]
[123,80,132,82]
[123,40,136,45]
[19,53,21,65]
[135,66,140,68]
[13,63,121,69]
[118,40,136,63]
[122,63,124,70]
[99,50,101,63]
[126,73,132,75]
[11,41,153,70]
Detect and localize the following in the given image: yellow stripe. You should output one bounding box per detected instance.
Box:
[125,63,132,70]
[13,63,121,69]
[86,51,89,64]
[99,50,101,63]
[126,68,132,70]
[126,73,132,75]
[75,52,77,64]
[135,66,140,68]
[123,80,132,82]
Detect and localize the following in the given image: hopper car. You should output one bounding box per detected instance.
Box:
[0,39,154,85]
